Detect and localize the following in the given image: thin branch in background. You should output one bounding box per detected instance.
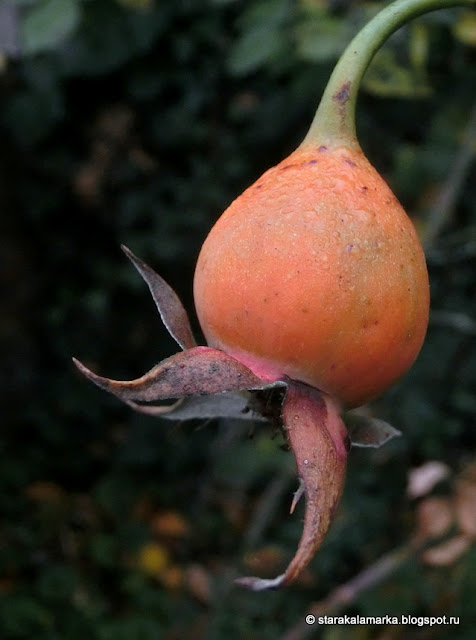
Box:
[279,545,416,640]
[279,456,476,640]
[243,469,293,548]
[422,96,476,249]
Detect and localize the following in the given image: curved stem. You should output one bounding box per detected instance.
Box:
[301,0,476,150]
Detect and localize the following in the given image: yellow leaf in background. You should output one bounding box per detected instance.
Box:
[0,578,15,594]
[185,564,212,604]
[363,48,431,98]
[25,481,64,503]
[151,510,190,539]
[298,0,327,7]
[116,0,154,10]
[161,565,183,590]
[453,10,476,46]
[137,542,169,578]
[409,23,429,71]
[243,545,285,575]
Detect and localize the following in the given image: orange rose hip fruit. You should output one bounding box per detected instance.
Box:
[194,142,429,409]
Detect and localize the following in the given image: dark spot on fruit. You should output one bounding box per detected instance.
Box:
[344,158,356,167]
[280,163,298,171]
[255,184,263,189]
[333,81,351,104]
[305,159,318,165]
[361,186,368,193]
[318,145,328,152]
[346,244,353,252]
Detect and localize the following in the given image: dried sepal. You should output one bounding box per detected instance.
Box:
[344,413,401,448]
[121,245,197,350]
[121,397,186,417]
[75,245,403,592]
[73,347,284,407]
[235,381,349,591]
[120,391,271,421]
[147,391,269,421]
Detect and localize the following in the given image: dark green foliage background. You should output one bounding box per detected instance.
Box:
[1,0,476,638]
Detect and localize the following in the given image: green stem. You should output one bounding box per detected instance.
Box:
[301,0,475,150]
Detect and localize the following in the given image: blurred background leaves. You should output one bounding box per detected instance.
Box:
[1,0,476,638]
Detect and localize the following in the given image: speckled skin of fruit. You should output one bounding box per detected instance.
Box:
[194,143,430,409]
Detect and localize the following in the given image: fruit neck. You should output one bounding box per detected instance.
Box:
[301,0,475,151]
